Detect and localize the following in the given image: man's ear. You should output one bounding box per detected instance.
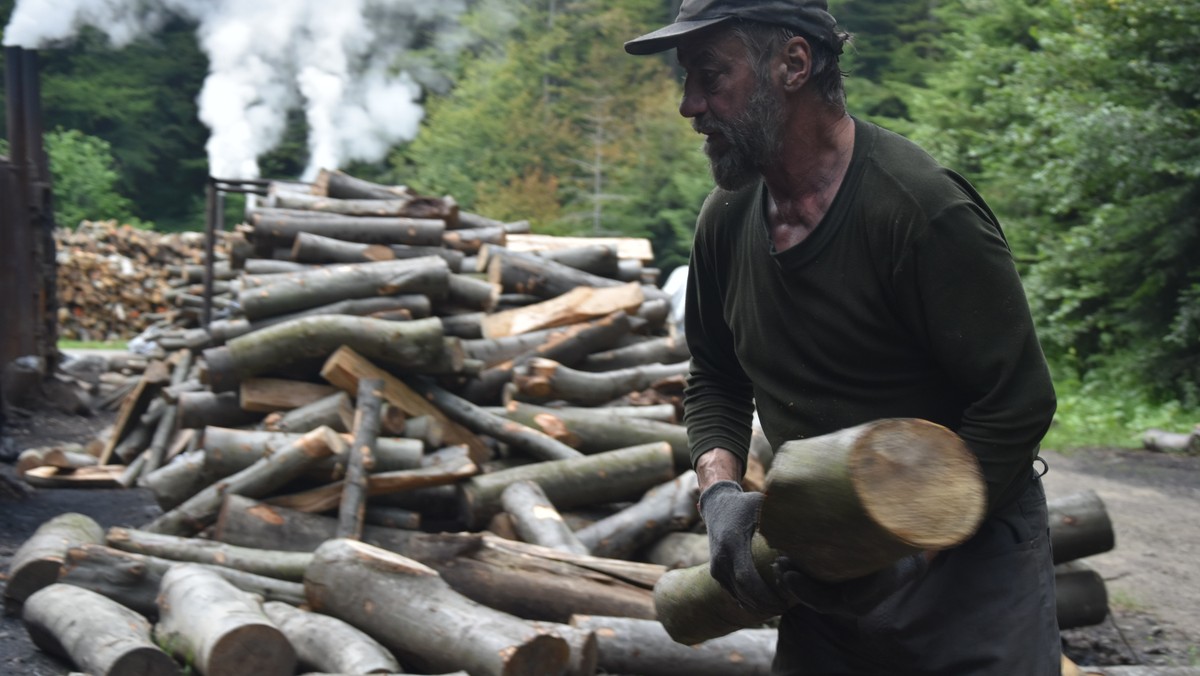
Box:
[780,36,813,93]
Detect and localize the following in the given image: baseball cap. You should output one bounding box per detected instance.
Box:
[624,0,840,55]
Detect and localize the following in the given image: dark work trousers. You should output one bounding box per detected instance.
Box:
[772,473,1061,676]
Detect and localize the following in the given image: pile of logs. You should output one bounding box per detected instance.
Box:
[7,170,1120,675]
[55,220,232,342]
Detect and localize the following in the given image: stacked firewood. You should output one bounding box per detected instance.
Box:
[54,221,231,342]
[9,170,1118,675]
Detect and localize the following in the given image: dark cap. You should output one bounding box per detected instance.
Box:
[625,0,839,55]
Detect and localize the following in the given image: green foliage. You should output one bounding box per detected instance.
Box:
[45,128,148,229]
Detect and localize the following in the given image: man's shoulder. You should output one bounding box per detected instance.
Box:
[855,119,984,218]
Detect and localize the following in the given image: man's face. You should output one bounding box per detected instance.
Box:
[678,32,785,190]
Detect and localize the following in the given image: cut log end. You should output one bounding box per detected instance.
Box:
[851,419,986,549]
[499,634,572,676]
[207,624,295,676]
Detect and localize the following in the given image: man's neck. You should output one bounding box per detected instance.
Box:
[762,111,855,252]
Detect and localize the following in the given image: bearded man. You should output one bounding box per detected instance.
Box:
[626,2,1062,674]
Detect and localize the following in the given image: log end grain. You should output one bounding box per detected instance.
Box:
[851,419,986,550]
[207,624,296,676]
[500,633,572,676]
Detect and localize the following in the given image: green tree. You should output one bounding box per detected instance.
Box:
[44,128,145,229]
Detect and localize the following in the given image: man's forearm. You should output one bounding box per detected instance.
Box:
[695,447,744,492]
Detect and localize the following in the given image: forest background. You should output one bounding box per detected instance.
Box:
[0,0,1197,451]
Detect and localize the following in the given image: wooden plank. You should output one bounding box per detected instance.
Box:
[481,282,644,339]
[505,234,654,262]
[239,378,341,413]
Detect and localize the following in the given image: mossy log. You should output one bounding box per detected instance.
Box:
[5,512,104,607]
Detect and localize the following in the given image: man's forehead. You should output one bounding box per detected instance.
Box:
[676,30,744,68]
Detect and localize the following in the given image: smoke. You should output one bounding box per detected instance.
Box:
[3,0,488,180]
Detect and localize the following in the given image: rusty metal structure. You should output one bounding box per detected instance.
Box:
[1,46,58,379]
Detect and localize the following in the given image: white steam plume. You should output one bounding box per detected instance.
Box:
[3,0,486,180]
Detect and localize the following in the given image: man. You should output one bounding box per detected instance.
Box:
[625,2,1061,674]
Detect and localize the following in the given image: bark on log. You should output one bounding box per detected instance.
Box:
[199,427,422,481]
[445,273,501,312]
[643,532,710,570]
[251,209,445,249]
[266,391,354,434]
[262,601,403,675]
[760,418,986,582]
[527,621,599,676]
[443,226,506,254]
[312,169,411,201]
[574,471,699,560]
[137,450,216,510]
[502,234,653,263]
[268,451,477,514]
[570,614,775,676]
[5,512,104,607]
[534,244,620,279]
[143,426,344,536]
[176,391,263,429]
[1056,561,1109,630]
[273,191,455,222]
[99,359,170,465]
[23,584,179,676]
[143,350,194,474]
[512,358,690,408]
[338,378,384,540]
[304,538,570,676]
[481,283,644,339]
[407,376,583,461]
[501,480,590,555]
[481,246,625,298]
[239,378,339,413]
[156,564,296,676]
[497,400,691,470]
[440,311,485,339]
[106,527,311,581]
[1048,489,1116,565]
[363,505,422,530]
[458,442,677,530]
[236,256,448,321]
[291,231,398,264]
[211,296,433,343]
[1142,426,1200,455]
[203,315,461,393]
[320,346,490,462]
[59,544,307,618]
[580,336,690,371]
[461,329,560,368]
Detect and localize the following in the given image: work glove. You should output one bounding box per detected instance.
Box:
[698,480,787,615]
[773,551,929,617]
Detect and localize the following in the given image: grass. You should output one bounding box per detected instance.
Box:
[1042,377,1200,452]
[59,340,128,351]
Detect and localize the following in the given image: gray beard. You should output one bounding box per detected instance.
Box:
[701,82,785,191]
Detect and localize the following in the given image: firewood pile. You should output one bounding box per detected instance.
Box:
[8,170,1119,675]
[55,220,232,342]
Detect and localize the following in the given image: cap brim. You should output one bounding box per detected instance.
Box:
[624,16,733,55]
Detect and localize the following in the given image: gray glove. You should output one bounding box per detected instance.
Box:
[774,552,929,617]
[698,480,786,615]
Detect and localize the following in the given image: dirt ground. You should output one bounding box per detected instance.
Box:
[1,403,1198,674]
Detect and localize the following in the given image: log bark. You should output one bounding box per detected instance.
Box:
[251,208,445,249]
[59,544,307,618]
[291,231,398,264]
[99,359,170,465]
[23,584,179,676]
[203,315,461,392]
[239,378,340,413]
[143,426,345,536]
[5,512,104,607]
[1056,561,1109,630]
[534,244,620,279]
[1048,489,1116,565]
[407,376,582,461]
[337,378,384,540]
[176,391,263,429]
[143,350,194,474]
[481,283,644,339]
[262,601,403,675]
[443,226,506,254]
[236,256,448,321]
[211,295,433,343]
[363,505,422,530]
[512,358,690,408]
[106,527,311,581]
[461,329,560,368]
[501,233,653,264]
[574,471,698,560]
[501,480,590,555]
[570,614,775,676]
[1142,426,1200,455]
[760,418,986,582]
[273,191,454,222]
[268,451,477,514]
[458,442,677,530]
[156,565,296,676]
[481,246,625,298]
[312,169,411,201]
[266,391,354,434]
[320,346,490,462]
[199,427,422,480]
[580,335,690,371]
[304,538,570,676]
[527,621,599,676]
[137,450,217,510]
[445,273,501,312]
[643,532,709,570]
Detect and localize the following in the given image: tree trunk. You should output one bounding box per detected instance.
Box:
[320,346,490,463]
[199,427,423,481]
[203,315,461,393]
[443,226,506,254]
[59,544,307,618]
[444,273,501,312]
[272,191,455,221]
[312,168,411,201]
[500,480,589,555]
[236,256,448,321]
[574,472,698,560]
[156,565,296,676]
[760,418,986,582]
[511,358,690,408]
[262,601,403,675]
[458,442,676,530]
[239,378,339,413]
[265,391,353,434]
[22,584,179,676]
[176,391,263,429]
[481,283,644,339]
[497,400,690,470]
[1048,489,1116,565]
[212,295,433,343]
[569,614,776,676]
[143,426,344,536]
[290,231,398,264]
[407,376,582,461]
[580,336,690,371]
[1056,561,1109,630]
[304,538,570,676]
[481,246,625,298]
[501,233,652,264]
[5,512,104,607]
[643,532,709,570]
[137,450,216,510]
[461,329,562,368]
[106,527,311,581]
[338,378,384,540]
[534,244,620,279]
[251,209,445,249]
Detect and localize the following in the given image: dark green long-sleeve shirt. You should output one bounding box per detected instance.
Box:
[683,118,1056,511]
